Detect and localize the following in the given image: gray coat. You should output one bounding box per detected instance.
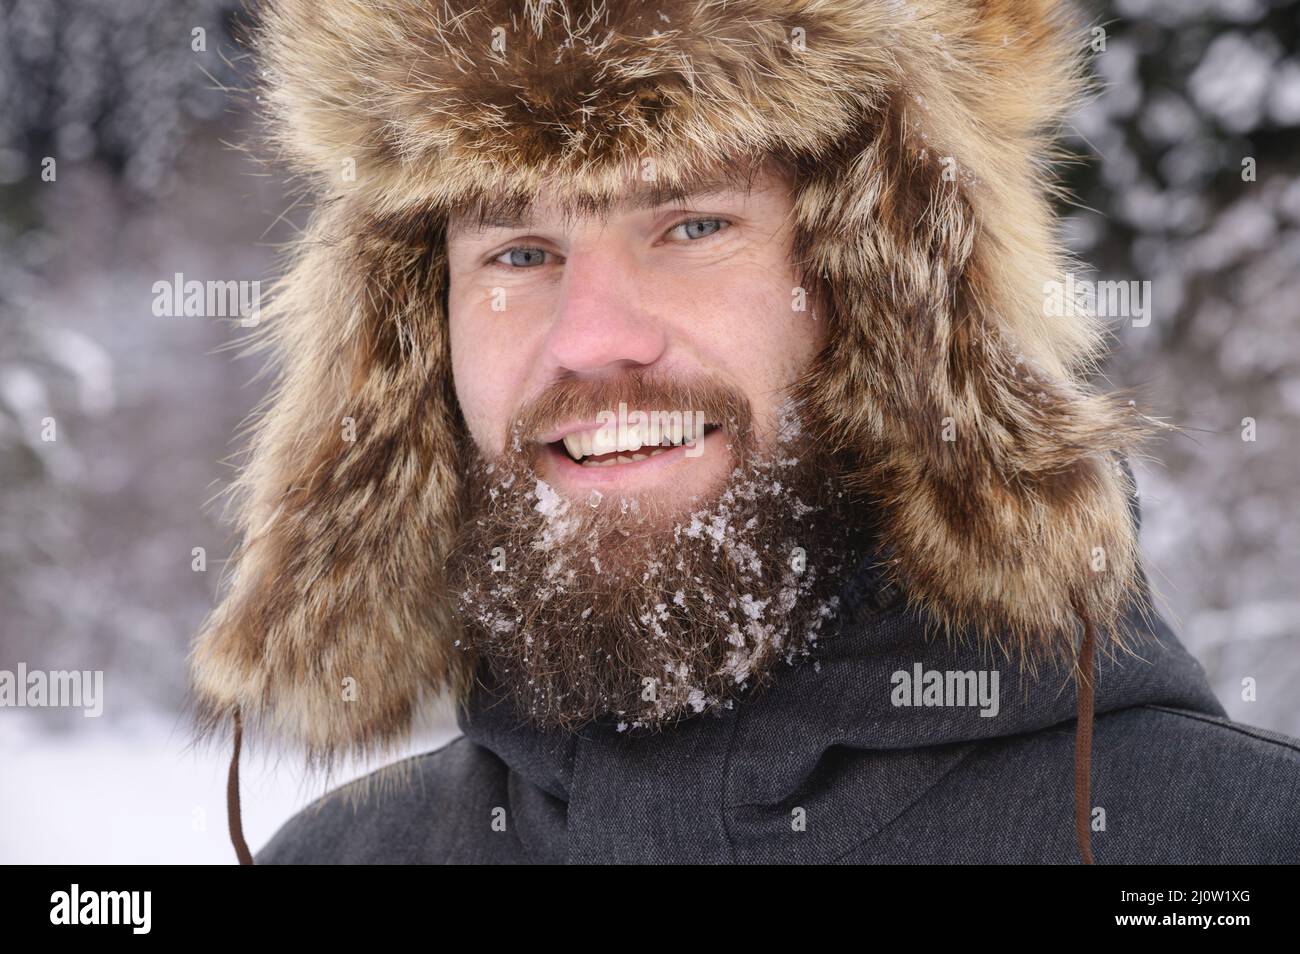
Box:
[255,549,1300,864]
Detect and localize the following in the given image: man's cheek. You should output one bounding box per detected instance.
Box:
[449,349,497,454]
[477,356,530,455]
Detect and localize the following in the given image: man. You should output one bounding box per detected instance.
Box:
[190,0,1300,863]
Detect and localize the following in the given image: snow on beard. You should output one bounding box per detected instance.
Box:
[444,372,868,732]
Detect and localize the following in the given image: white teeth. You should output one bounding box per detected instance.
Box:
[577,445,671,466]
[561,422,715,464]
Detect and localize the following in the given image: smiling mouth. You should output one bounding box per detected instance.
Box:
[548,423,721,467]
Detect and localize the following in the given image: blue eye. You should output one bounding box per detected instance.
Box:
[494,247,550,268]
[669,217,728,241]
[489,218,727,269]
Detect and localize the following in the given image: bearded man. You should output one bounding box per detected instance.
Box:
[190,0,1300,864]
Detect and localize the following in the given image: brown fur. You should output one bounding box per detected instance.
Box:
[190,0,1157,765]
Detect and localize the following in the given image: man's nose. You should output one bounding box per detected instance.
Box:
[541,245,668,375]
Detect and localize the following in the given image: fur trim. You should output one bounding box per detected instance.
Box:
[190,0,1153,761]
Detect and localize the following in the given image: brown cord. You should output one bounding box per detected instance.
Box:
[227,707,254,865]
[1072,609,1097,865]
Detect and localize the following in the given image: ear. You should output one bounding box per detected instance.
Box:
[189,200,471,763]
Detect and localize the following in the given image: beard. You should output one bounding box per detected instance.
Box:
[443,370,872,732]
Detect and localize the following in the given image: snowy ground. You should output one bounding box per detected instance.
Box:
[0,709,460,864]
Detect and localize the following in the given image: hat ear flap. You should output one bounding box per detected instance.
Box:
[189,202,470,764]
[795,96,1153,659]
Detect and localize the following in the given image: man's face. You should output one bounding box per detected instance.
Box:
[441,159,865,730]
[446,159,822,510]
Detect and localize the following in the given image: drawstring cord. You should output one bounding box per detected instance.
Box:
[228,706,254,865]
[1072,604,1097,865]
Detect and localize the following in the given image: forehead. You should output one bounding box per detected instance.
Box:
[447,155,790,235]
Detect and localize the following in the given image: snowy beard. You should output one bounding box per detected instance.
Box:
[444,387,871,733]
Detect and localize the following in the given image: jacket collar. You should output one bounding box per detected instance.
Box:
[456,548,1223,862]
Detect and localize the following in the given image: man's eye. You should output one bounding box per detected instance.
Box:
[492,247,551,268]
[488,219,727,268]
[666,217,729,242]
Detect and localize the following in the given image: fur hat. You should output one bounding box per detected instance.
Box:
[190,0,1151,778]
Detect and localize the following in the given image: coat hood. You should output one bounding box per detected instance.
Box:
[188,0,1163,862]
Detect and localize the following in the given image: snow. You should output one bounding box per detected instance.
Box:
[533,479,567,519]
[0,710,459,864]
[1188,32,1277,132]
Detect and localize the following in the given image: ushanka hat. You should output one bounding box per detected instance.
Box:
[191,0,1156,865]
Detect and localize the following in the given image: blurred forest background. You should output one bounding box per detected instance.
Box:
[1,0,1298,860]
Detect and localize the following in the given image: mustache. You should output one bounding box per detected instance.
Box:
[504,366,755,454]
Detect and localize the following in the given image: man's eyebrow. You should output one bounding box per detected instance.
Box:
[450,173,760,233]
